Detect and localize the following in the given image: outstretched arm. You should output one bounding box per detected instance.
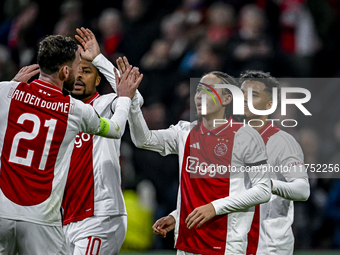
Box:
[75,27,115,85]
[114,55,181,155]
[76,27,143,107]
[96,65,143,138]
[76,27,118,91]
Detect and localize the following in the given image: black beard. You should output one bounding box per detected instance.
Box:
[71,91,86,100]
[63,75,76,92]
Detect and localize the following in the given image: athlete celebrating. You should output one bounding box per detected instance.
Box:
[127,69,271,255]
[0,34,140,255]
[62,27,143,255]
[240,70,309,255]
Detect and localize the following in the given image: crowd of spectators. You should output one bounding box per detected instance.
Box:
[1,0,340,251]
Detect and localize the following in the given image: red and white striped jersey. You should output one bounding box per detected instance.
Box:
[62,91,127,225]
[247,123,309,255]
[128,98,271,255]
[0,79,130,227]
[62,54,131,228]
[0,80,102,226]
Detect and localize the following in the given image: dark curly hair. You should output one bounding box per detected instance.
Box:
[37,35,78,75]
[239,70,279,98]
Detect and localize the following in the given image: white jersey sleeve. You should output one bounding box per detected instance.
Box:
[268,131,310,201]
[74,99,101,134]
[103,97,131,138]
[169,209,178,220]
[92,53,118,90]
[128,97,188,156]
[73,96,131,139]
[0,80,19,89]
[271,178,309,201]
[211,125,271,215]
[92,53,144,107]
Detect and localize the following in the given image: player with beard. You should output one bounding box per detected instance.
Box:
[239,70,310,255]
[126,68,272,255]
[62,27,142,255]
[0,34,141,255]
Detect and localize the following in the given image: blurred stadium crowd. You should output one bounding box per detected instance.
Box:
[1,0,340,251]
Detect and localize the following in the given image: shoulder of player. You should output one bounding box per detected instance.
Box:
[236,125,263,143]
[168,120,194,132]
[69,97,94,112]
[267,129,302,155]
[93,93,117,104]
[268,129,299,147]
[98,93,117,100]
[0,80,21,89]
[175,120,192,129]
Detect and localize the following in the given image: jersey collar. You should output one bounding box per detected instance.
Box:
[258,121,280,136]
[32,79,63,94]
[84,92,100,105]
[200,116,233,136]
[259,121,274,136]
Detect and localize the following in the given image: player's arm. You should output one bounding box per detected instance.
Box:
[271,178,309,201]
[76,27,144,106]
[75,27,118,93]
[127,93,185,155]
[212,127,271,213]
[86,41,180,154]
[119,64,181,155]
[94,65,142,138]
[270,134,310,201]
[76,27,117,88]
[186,127,271,229]
[211,127,271,214]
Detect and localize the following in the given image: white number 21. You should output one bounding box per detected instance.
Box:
[9,113,57,170]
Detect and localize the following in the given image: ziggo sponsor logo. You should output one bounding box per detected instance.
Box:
[75,133,92,148]
[186,156,269,177]
[186,156,230,177]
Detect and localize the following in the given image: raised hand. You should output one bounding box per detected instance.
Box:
[116,56,140,82]
[152,215,176,238]
[114,65,143,99]
[12,64,40,83]
[75,27,101,61]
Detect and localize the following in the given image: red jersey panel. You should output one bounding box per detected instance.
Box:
[0,81,69,206]
[175,121,242,255]
[62,94,99,225]
[247,123,280,255]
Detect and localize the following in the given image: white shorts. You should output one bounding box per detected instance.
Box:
[63,215,127,255]
[0,217,67,255]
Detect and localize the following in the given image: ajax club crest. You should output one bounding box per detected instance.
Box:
[214,143,228,156]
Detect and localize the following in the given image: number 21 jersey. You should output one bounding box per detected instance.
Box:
[0,80,101,226]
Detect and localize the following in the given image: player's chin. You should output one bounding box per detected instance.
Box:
[244,110,252,119]
[72,88,84,93]
[70,90,85,98]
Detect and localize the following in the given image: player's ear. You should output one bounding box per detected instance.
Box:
[95,76,101,87]
[59,65,69,81]
[222,93,232,106]
[265,100,273,110]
